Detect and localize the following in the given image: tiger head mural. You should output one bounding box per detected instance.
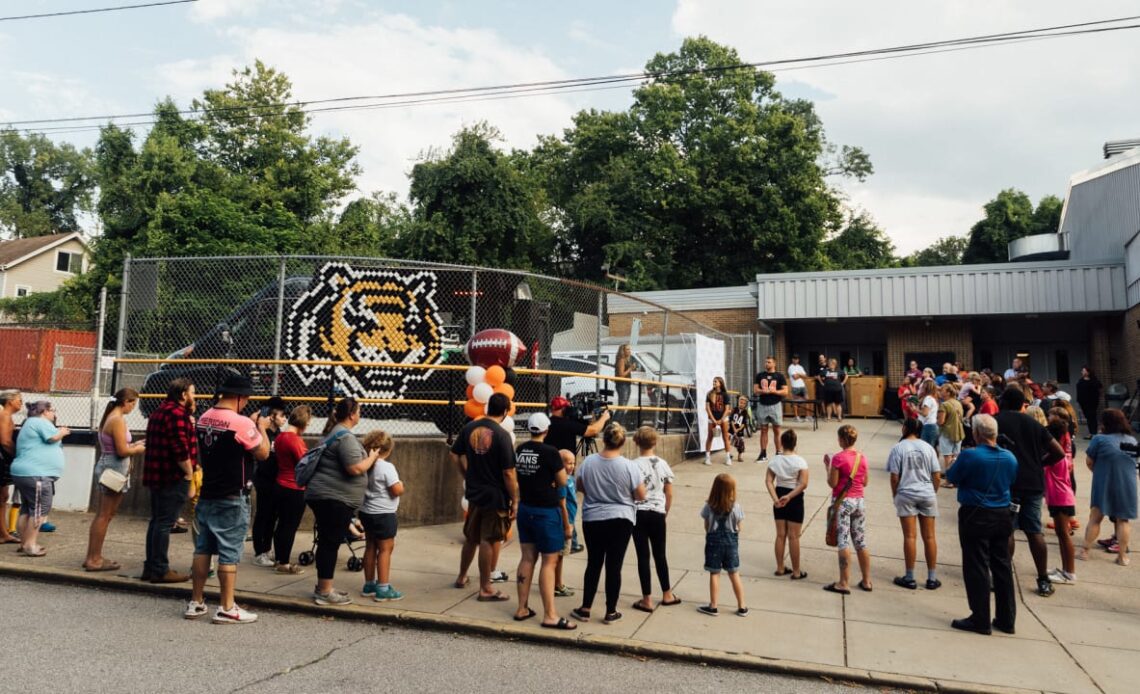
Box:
[283,262,443,400]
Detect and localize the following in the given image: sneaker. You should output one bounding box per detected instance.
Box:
[183,600,208,620]
[1047,569,1076,585]
[724,457,733,466]
[1107,542,1121,554]
[212,605,258,624]
[40,522,56,533]
[313,589,352,606]
[374,586,404,601]
[703,454,711,466]
[491,571,509,583]
[570,544,585,554]
[252,553,275,568]
[554,584,576,597]
[361,580,378,596]
[893,576,917,590]
[1035,577,1055,597]
[735,607,749,617]
[1097,537,1117,548]
[274,563,304,575]
[697,605,719,616]
[757,450,768,462]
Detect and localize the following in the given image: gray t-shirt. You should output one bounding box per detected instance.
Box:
[577,453,641,524]
[632,455,674,515]
[304,424,368,509]
[700,502,744,533]
[886,438,941,498]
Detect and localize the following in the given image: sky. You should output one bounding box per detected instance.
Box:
[2,0,1138,254]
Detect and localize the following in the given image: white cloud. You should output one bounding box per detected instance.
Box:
[672,1,1140,253]
[155,11,582,198]
[189,0,268,23]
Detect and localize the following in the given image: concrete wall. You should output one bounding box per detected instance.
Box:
[94,432,691,527]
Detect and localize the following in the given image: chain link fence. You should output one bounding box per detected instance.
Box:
[109,255,754,437]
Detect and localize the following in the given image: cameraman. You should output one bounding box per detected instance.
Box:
[547,396,611,455]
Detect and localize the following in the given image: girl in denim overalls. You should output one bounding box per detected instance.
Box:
[698,474,748,616]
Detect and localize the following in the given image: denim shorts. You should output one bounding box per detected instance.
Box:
[94,454,131,494]
[516,503,564,554]
[938,435,962,457]
[194,497,251,566]
[704,532,740,574]
[1011,493,1043,535]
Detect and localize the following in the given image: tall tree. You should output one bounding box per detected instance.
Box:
[962,189,1061,264]
[825,212,896,269]
[0,130,94,238]
[902,235,968,267]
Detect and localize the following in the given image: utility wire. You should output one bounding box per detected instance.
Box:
[0,0,197,22]
[6,13,1140,134]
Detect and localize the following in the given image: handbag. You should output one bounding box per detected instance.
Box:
[98,467,129,493]
[825,453,864,547]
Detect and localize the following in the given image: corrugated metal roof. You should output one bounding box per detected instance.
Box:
[1061,148,1140,264]
[755,260,1127,320]
[1127,231,1140,308]
[608,285,754,314]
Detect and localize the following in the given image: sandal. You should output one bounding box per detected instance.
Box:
[454,577,470,589]
[274,563,304,575]
[22,547,46,557]
[476,591,510,602]
[660,596,682,606]
[858,581,873,592]
[542,617,577,630]
[513,607,537,621]
[632,601,655,613]
[83,561,121,572]
[790,571,808,580]
[774,566,790,576]
[823,582,850,595]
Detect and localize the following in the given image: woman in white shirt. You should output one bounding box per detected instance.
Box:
[765,430,809,579]
[917,380,940,448]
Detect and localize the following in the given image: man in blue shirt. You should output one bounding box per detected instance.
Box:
[946,414,1018,635]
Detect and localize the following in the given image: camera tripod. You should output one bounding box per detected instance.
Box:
[576,435,597,458]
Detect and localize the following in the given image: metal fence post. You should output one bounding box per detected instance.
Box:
[659,311,669,382]
[115,254,131,359]
[469,270,478,337]
[271,257,287,394]
[90,286,108,429]
[595,292,603,397]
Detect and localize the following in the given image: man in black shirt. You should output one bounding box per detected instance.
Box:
[995,387,1066,598]
[752,356,789,462]
[451,393,519,601]
[546,396,611,456]
[512,413,574,629]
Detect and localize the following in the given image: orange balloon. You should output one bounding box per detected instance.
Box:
[508,402,517,417]
[463,400,484,419]
[494,383,515,400]
[465,384,475,400]
[485,365,506,387]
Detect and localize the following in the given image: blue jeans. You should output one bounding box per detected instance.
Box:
[921,424,940,449]
[144,480,190,577]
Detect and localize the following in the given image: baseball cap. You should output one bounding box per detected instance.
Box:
[527,412,551,433]
[550,396,571,411]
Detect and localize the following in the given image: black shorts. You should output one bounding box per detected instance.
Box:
[358,511,398,540]
[0,454,11,487]
[822,386,844,404]
[773,487,805,524]
[1048,505,1076,518]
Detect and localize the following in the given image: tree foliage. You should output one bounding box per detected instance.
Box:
[0,130,95,238]
[962,189,1062,264]
[902,235,968,267]
[824,212,896,270]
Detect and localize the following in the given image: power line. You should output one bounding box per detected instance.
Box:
[6,13,1140,134]
[0,0,197,22]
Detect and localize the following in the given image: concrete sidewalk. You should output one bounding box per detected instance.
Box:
[2,419,1137,694]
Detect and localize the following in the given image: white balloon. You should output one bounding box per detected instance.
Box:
[465,366,487,386]
[472,382,494,403]
[500,416,516,446]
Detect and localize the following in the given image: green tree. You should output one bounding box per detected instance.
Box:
[530,37,864,289]
[0,129,95,238]
[902,235,968,267]
[824,212,896,269]
[399,123,550,269]
[1030,194,1063,236]
[962,189,1062,264]
[322,191,409,257]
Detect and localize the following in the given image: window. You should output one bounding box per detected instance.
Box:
[14,285,31,298]
[55,251,82,274]
[1055,350,1070,384]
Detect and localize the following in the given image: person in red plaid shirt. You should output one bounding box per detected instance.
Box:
[142,378,197,583]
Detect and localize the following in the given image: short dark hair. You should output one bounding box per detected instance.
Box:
[264,396,288,414]
[1100,408,1134,436]
[998,385,1026,411]
[487,393,510,417]
[166,378,193,402]
[901,417,923,439]
[780,429,797,452]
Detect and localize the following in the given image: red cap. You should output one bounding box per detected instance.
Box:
[550,396,571,411]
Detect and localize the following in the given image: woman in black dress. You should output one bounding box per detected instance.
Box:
[1075,366,1102,440]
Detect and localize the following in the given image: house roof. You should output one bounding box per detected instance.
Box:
[0,232,86,270]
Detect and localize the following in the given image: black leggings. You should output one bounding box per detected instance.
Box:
[307,498,355,581]
[251,476,278,556]
[581,518,633,614]
[1078,401,1097,435]
[273,486,307,565]
[632,510,670,596]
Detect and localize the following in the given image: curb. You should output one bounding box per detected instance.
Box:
[0,563,1044,694]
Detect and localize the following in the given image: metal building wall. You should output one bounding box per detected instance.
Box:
[1061,154,1140,263]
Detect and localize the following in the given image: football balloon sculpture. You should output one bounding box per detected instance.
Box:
[462,328,526,422]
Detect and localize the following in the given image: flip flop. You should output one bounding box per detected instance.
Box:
[454,577,470,588]
[660,596,682,606]
[84,561,121,572]
[0,537,19,545]
[858,581,873,592]
[632,601,655,613]
[22,547,46,557]
[823,582,850,595]
[790,571,808,580]
[774,566,790,576]
[513,607,537,621]
[476,591,510,602]
[541,618,577,630]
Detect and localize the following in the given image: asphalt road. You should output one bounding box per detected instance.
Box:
[0,578,882,694]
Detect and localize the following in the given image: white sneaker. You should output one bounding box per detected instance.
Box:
[703,454,712,466]
[1047,568,1076,585]
[725,457,733,466]
[252,553,275,568]
[212,604,257,624]
[313,589,352,606]
[491,571,509,583]
[183,600,208,620]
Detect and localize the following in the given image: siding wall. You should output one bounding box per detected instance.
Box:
[1,239,88,298]
[1062,157,1140,263]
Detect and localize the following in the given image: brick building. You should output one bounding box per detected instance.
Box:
[608,143,1140,414]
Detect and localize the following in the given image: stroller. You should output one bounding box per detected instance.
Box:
[297,517,367,572]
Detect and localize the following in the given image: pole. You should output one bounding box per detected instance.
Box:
[659,311,669,382]
[595,292,603,397]
[90,286,108,429]
[271,257,287,394]
[115,253,131,359]
[469,271,478,338]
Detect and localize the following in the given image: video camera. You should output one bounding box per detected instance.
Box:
[568,390,612,424]
[1121,441,1139,472]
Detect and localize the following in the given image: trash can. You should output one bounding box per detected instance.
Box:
[1105,383,1129,411]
